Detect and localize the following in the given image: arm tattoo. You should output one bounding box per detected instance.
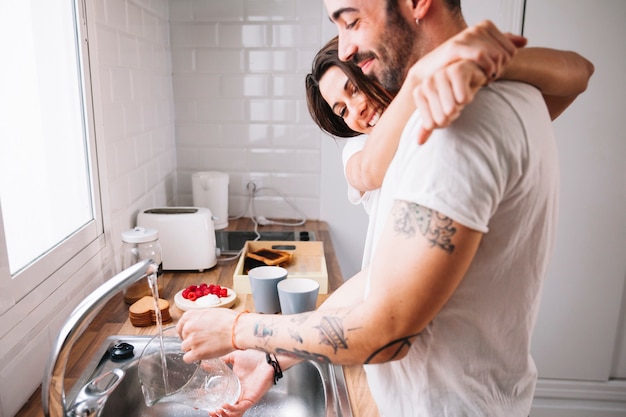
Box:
[365,333,419,364]
[392,200,456,254]
[316,316,349,353]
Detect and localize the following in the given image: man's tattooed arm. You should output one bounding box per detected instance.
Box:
[392,200,456,254]
[247,202,460,366]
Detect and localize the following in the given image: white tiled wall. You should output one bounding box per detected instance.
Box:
[171,0,326,220]
[93,0,178,265]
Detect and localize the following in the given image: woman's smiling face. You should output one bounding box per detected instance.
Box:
[318,65,381,135]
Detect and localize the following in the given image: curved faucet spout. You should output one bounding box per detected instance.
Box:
[42,259,158,417]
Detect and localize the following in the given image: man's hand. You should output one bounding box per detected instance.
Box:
[177,308,237,363]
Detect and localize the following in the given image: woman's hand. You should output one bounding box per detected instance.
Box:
[410,20,526,85]
[413,60,488,144]
[407,20,523,144]
[209,350,276,417]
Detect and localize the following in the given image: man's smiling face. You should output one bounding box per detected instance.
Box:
[323,0,419,93]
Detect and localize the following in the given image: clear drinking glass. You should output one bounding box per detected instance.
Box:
[138,326,241,411]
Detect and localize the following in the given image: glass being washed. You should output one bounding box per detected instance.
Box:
[138,326,241,411]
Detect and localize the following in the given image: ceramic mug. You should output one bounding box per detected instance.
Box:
[277,278,319,314]
[248,266,288,313]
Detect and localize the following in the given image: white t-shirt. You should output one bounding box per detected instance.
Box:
[342,135,381,269]
[342,135,379,215]
[363,81,559,416]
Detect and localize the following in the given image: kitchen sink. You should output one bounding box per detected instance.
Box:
[67,335,352,417]
[215,230,316,256]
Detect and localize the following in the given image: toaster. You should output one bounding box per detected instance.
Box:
[137,207,217,271]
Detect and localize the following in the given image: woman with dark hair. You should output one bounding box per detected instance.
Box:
[305,34,593,203]
[306,36,393,139]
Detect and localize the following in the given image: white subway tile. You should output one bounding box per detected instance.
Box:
[272,24,320,47]
[176,122,222,146]
[174,100,198,121]
[296,47,318,71]
[169,0,193,22]
[248,50,296,72]
[196,49,244,73]
[124,103,144,136]
[171,48,196,73]
[127,3,144,38]
[171,23,218,47]
[129,167,148,201]
[219,24,269,47]
[273,74,307,97]
[100,99,126,139]
[142,10,160,42]
[197,98,245,122]
[105,0,128,32]
[295,0,324,22]
[273,172,321,197]
[219,74,270,98]
[221,123,272,147]
[110,67,133,103]
[142,101,158,132]
[198,147,250,172]
[272,124,321,149]
[176,147,200,170]
[248,99,298,122]
[193,0,244,22]
[94,25,120,66]
[245,0,295,21]
[136,132,153,164]
[173,74,220,99]
[271,99,299,122]
[248,100,272,122]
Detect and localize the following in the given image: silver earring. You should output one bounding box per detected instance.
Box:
[415,18,420,25]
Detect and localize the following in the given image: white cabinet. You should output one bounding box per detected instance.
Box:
[523,0,626,382]
[466,0,626,414]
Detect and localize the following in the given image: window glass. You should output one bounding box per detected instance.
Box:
[0,0,95,275]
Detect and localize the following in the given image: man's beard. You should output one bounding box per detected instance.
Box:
[370,7,418,95]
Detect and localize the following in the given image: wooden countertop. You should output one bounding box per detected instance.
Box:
[17,219,379,417]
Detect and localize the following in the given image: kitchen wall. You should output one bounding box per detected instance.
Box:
[168,0,367,278]
[93,0,179,267]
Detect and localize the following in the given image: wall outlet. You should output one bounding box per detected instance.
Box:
[242,176,263,194]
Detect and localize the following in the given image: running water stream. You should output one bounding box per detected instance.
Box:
[147,270,170,394]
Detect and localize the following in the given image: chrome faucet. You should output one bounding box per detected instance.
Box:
[42,259,158,417]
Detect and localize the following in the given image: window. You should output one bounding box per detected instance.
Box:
[0,0,102,310]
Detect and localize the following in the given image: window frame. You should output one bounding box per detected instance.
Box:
[0,0,104,315]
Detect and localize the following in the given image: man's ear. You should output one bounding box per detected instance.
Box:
[413,0,432,21]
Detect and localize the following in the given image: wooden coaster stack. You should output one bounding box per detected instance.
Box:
[129,296,172,327]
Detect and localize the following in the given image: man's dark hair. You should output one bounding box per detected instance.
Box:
[386,0,461,15]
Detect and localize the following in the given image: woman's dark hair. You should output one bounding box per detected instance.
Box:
[305,36,393,138]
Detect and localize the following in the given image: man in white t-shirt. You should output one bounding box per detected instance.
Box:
[327,0,558,415]
[176,1,563,416]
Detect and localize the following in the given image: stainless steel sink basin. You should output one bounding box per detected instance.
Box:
[67,335,352,417]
